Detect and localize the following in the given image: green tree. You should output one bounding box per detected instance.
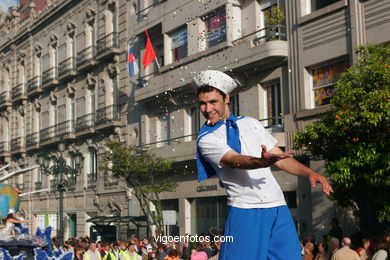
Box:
[264,6,285,27]
[264,6,285,40]
[294,45,390,231]
[100,140,177,235]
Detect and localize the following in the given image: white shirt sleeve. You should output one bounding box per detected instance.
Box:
[198,132,232,169]
[255,119,278,155]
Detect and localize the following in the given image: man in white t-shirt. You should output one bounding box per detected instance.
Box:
[193,70,333,260]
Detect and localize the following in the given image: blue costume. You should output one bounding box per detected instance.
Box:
[196,113,301,260]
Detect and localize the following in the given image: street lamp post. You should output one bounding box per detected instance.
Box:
[38,142,83,246]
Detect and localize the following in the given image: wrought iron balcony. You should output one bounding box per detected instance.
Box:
[58,57,76,78]
[77,46,97,67]
[26,132,39,147]
[40,120,75,143]
[40,126,52,143]
[75,113,95,132]
[11,83,26,100]
[56,120,75,138]
[0,141,10,154]
[95,105,119,126]
[0,91,11,106]
[96,32,119,57]
[11,137,24,152]
[42,67,58,87]
[34,181,42,190]
[232,26,287,46]
[86,173,97,189]
[27,76,42,94]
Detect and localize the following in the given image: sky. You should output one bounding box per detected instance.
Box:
[0,0,18,12]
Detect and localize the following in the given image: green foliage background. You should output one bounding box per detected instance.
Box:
[100,140,177,233]
[294,45,390,224]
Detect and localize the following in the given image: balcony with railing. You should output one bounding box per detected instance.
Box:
[34,181,42,190]
[95,105,121,129]
[96,32,120,59]
[0,91,11,108]
[76,46,98,70]
[58,57,77,79]
[26,132,39,150]
[259,117,284,132]
[75,113,95,134]
[39,120,75,145]
[86,173,97,189]
[11,137,25,153]
[135,25,288,103]
[140,134,197,161]
[42,67,59,88]
[0,141,10,156]
[11,83,27,102]
[27,76,42,96]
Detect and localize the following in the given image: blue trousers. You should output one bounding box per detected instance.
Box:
[219,205,301,260]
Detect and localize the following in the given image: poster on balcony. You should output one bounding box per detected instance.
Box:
[206,9,226,42]
[48,213,58,231]
[36,214,46,231]
[171,28,187,49]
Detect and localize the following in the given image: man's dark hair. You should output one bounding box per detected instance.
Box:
[68,239,75,247]
[196,84,226,99]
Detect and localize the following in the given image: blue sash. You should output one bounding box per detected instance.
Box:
[196,113,243,182]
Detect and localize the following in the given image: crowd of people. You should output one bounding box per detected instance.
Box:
[53,235,221,260]
[300,220,389,260]
[50,229,390,260]
[2,210,389,260]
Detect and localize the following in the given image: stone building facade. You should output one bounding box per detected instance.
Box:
[0,0,389,241]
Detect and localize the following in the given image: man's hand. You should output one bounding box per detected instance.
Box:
[271,145,333,195]
[261,145,295,166]
[308,171,333,195]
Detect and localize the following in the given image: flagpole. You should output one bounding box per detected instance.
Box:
[154,57,161,70]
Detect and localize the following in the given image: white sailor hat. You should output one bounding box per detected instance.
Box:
[8,208,15,214]
[192,70,237,95]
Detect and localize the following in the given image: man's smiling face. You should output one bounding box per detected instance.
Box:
[198,88,230,125]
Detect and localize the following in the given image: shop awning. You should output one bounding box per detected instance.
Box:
[86,215,148,226]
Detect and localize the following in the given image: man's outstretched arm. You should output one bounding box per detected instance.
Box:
[219,144,333,195]
[219,145,294,169]
[270,145,333,195]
